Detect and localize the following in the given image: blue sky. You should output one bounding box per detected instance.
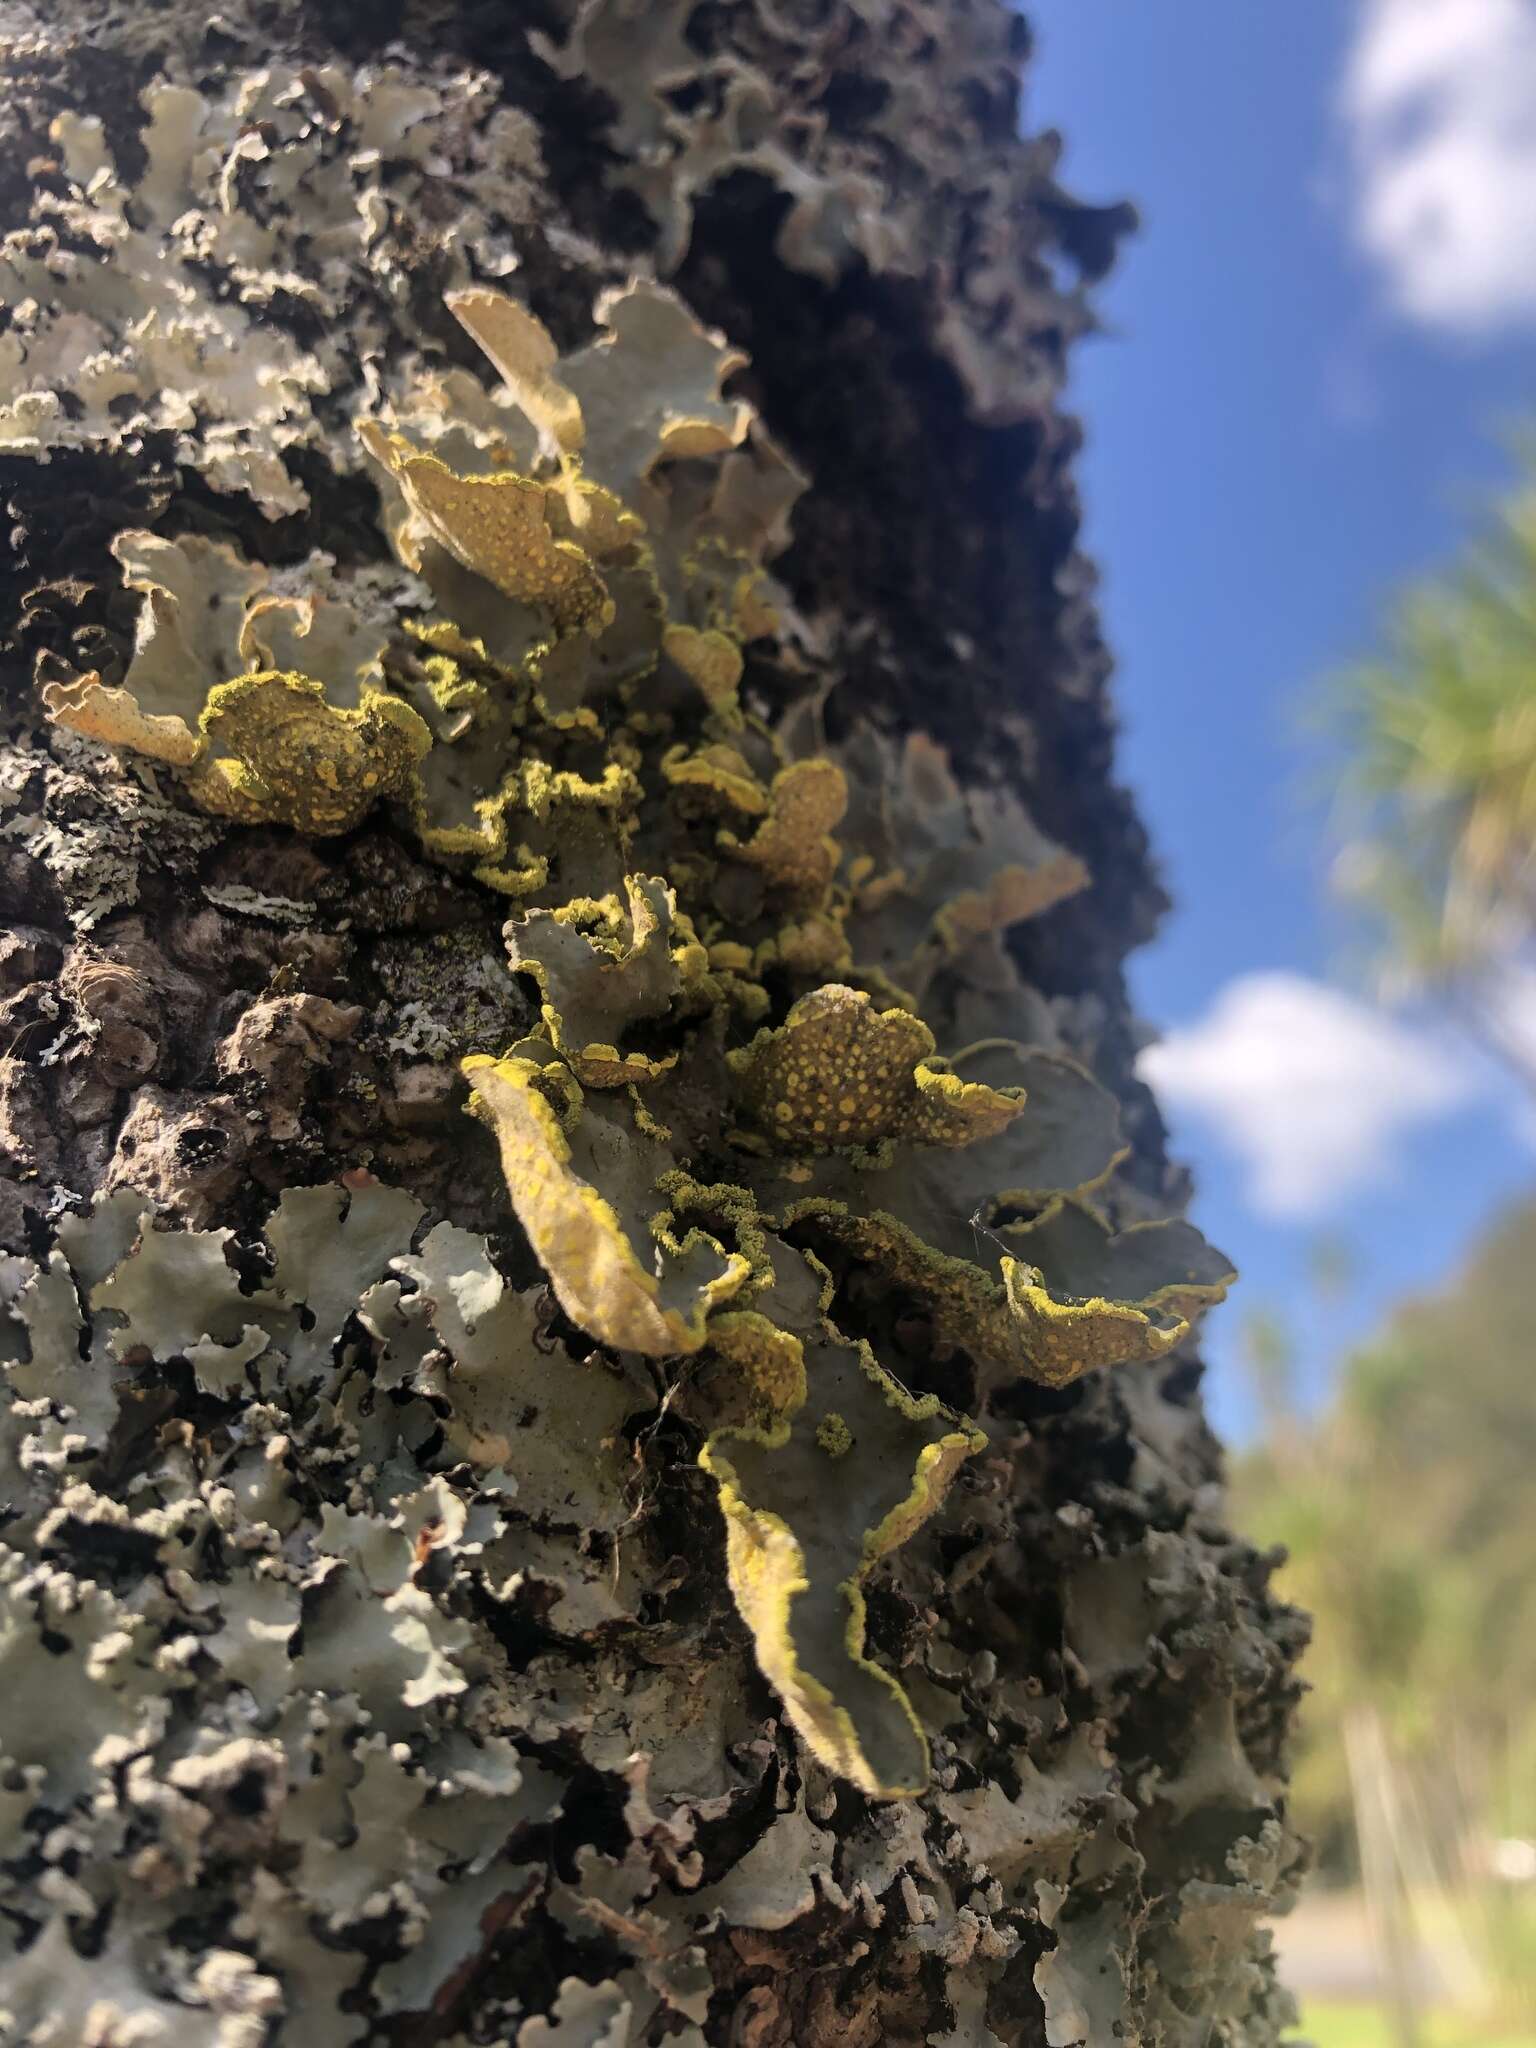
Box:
[1023,0,1536,1439]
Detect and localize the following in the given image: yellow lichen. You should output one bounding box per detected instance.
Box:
[505,873,707,1086]
[462,1051,750,1356]
[729,983,1026,1151]
[753,911,853,982]
[816,1412,853,1458]
[358,421,612,635]
[722,757,848,903]
[706,1310,807,1418]
[661,741,770,815]
[700,1254,983,1800]
[663,622,744,716]
[187,671,431,835]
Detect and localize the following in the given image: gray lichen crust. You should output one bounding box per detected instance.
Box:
[0,4,1306,2044]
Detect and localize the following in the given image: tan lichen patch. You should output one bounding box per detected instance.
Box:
[359,422,611,635]
[187,672,432,836]
[39,672,204,768]
[463,1052,749,1355]
[931,853,1089,955]
[445,289,584,461]
[729,984,1025,1152]
[41,531,265,762]
[504,874,707,1086]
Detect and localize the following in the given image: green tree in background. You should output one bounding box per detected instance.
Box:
[1236,1200,1536,2025]
[1330,456,1536,1089]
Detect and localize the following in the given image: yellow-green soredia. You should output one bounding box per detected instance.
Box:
[34,273,1233,1799]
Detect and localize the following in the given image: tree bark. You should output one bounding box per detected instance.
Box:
[0,3,1308,2043]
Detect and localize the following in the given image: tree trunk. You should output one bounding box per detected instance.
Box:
[0,3,1308,2043]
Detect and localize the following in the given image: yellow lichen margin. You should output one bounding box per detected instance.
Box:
[186,671,432,835]
[663,623,744,717]
[784,1193,1234,1391]
[701,1332,983,1800]
[729,983,1026,1151]
[705,1310,807,1417]
[463,1052,750,1355]
[816,1413,854,1457]
[787,1197,1034,1381]
[1000,1197,1236,1384]
[660,741,770,815]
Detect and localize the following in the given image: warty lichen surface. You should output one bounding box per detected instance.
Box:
[0,7,1307,2044]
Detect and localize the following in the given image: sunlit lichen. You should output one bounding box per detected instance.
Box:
[14,247,1232,1827]
[505,874,707,1086]
[699,1245,983,1799]
[0,18,1293,2033]
[462,1048,750,1355]
[188,671,432,836]
[728,983,1026,1151]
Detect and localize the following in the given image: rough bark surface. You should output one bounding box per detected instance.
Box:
[0,4,1308,2044]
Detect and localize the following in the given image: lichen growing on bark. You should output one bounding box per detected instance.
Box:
[0,5,1306,2043]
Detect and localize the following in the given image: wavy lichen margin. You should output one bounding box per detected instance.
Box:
[462,1047,750,1355]
[699,1263,983,1798]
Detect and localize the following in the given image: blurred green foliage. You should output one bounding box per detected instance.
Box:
[1288,2002,1536,2048]
[1236,1199,1536,2017]
[1328,454,1536,1082]
[1237,1196,1536,1858]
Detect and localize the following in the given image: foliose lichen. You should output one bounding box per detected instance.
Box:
[0,11,1302,2041]
[533,0,1135,425]
[23,260,1235,1803]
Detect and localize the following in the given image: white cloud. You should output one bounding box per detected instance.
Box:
[1341,0,1536,332]
[1138,972,1479,1219]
